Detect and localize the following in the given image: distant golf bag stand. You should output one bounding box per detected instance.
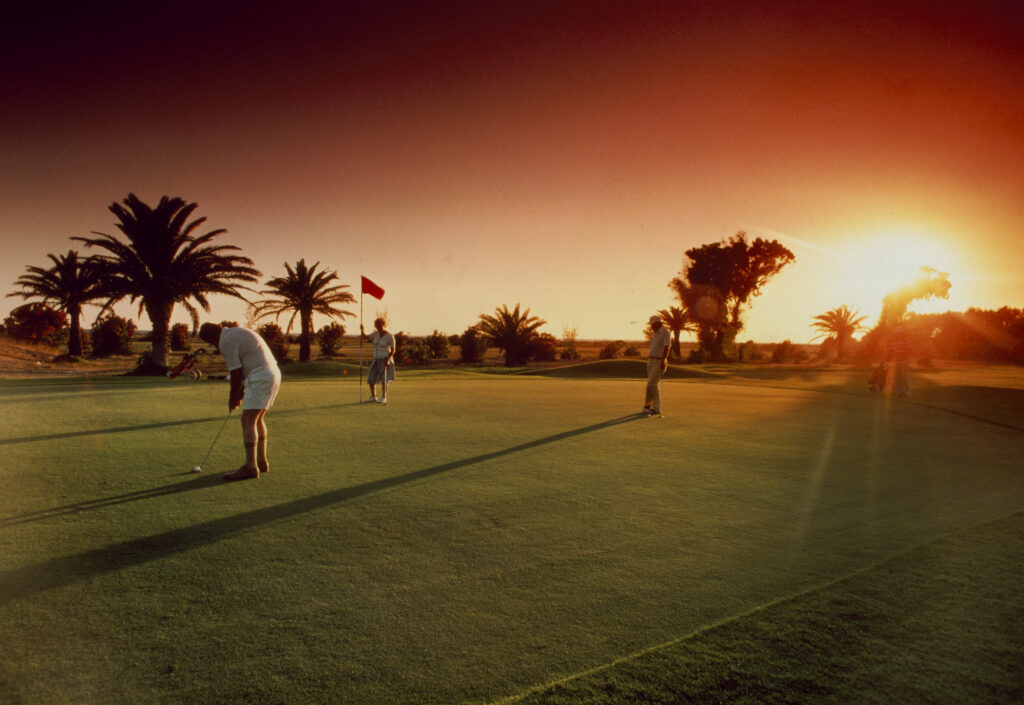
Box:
[167,348,208,380]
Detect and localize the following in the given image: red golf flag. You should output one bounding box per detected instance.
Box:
[361,275,385,300]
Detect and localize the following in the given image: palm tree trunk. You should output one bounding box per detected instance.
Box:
[67,306,83,358]
[146,300,174,368]
[299,309,312,362]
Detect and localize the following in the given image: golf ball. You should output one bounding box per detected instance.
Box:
[192,465,202,473]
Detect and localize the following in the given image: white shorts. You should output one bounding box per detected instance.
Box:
[243,368,281,410]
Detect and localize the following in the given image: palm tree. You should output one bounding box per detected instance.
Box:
[477,303,546,366]
[7,250,105,357]
[810,305,868,360]
[250,259,356,362]
[74,193,260,369]
[658,306,697,359]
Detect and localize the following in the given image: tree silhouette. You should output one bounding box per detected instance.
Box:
[657,305,696,359]
[477,303,546,366]
[251,259,356,362]
[810,305,867,360]
[7,250,105,357]
[670,232,794,361]
[880,266,951,327]
[74,194,259,370]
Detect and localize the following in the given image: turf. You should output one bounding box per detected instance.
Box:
[0,364,1021,704]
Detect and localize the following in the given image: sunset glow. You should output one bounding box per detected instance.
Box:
[1,2,1021,342]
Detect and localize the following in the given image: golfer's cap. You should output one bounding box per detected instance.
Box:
[649,315,662,324]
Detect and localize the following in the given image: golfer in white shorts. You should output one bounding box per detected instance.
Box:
[199,323,281,480]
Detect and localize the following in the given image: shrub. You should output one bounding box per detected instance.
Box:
[738,340,762,362]
[459,326,487,363]
[318,322,346,356]
[772,340,808,363]
[219,320,238,328]
[623,344,640,357]
[425,330,450,359]
[3,303,68,346]
[598,341,623,359]
[402,338,430,365]
[256,323,290,363]
[170,323,191,351]
[687,347,710,364]
[90,315,137,357]
[560,327,581,361]
[531,333,558,362]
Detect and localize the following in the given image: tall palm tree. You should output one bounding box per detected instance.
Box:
[658,305,697,359]
[810,305,868,360]
[7,250,105,357]
[74,193,260,369]
[477,303,546,366]
[250,259,356,362]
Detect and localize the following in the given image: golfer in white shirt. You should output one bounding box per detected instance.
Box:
[644,315,671,416]
[199,323,281,480]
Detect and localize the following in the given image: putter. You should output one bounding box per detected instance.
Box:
[192,410,232,472]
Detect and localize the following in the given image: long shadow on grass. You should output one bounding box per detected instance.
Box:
[0,414,641,604]
[0,473,226,527]
[0,415,235,446]
[0,404,365,446]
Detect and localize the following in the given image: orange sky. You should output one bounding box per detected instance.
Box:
[2,1,1021,342]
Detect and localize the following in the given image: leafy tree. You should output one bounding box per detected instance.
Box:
[459,326,487,363]
[7,250,105,357]
[3,303,68,346]
[170,323,191,351]
[73,194,259,371]
[530,332,559,362]
[658,305,696,359]
[477,304,546,366]
[90,314,136,357]
[810,305,867,360]
[670,232,795,361]
[318,322,346,356]
[424,330,450,359]
[256,323,290,363]
[251,259,356,362]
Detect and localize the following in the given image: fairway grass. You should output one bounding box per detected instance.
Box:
[1,366,1022,704]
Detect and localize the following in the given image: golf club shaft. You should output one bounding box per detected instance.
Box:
[199,410,233,468]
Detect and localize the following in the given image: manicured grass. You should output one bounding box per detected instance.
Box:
[0,365,1021,704]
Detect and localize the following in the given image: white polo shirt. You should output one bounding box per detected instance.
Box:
[649,326,671,358]
[370,330,395,359]
[219,327,279,379]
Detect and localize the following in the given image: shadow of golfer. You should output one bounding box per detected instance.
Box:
[0,473,226,528]
[0,414,641,604]
[0,415,232,446]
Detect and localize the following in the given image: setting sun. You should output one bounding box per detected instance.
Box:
[837,228,964,319]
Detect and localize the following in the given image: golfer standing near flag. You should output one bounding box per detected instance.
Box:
[644,314,671,417]
[198,323,281,480]
[364,317,395,404]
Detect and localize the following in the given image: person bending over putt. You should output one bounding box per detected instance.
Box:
[199,323,282,481]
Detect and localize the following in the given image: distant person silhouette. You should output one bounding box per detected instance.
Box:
[888,325,912,398]
[644,315,671,416]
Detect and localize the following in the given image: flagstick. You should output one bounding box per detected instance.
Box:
[359,292,364,403]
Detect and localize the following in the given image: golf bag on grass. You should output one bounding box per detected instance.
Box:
[167,348,208,380]
[868,361,889,393]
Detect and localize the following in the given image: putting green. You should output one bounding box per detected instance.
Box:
[0,372,1021,704]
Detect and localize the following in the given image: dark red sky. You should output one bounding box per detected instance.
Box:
[3,1,1022,339]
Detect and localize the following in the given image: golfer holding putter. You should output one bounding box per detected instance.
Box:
[364,317,395,404]
[644,314,671,417]
[199,323,281,480]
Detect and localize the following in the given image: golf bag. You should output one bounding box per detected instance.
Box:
[867,361,888,393]
[167,348,208,380]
